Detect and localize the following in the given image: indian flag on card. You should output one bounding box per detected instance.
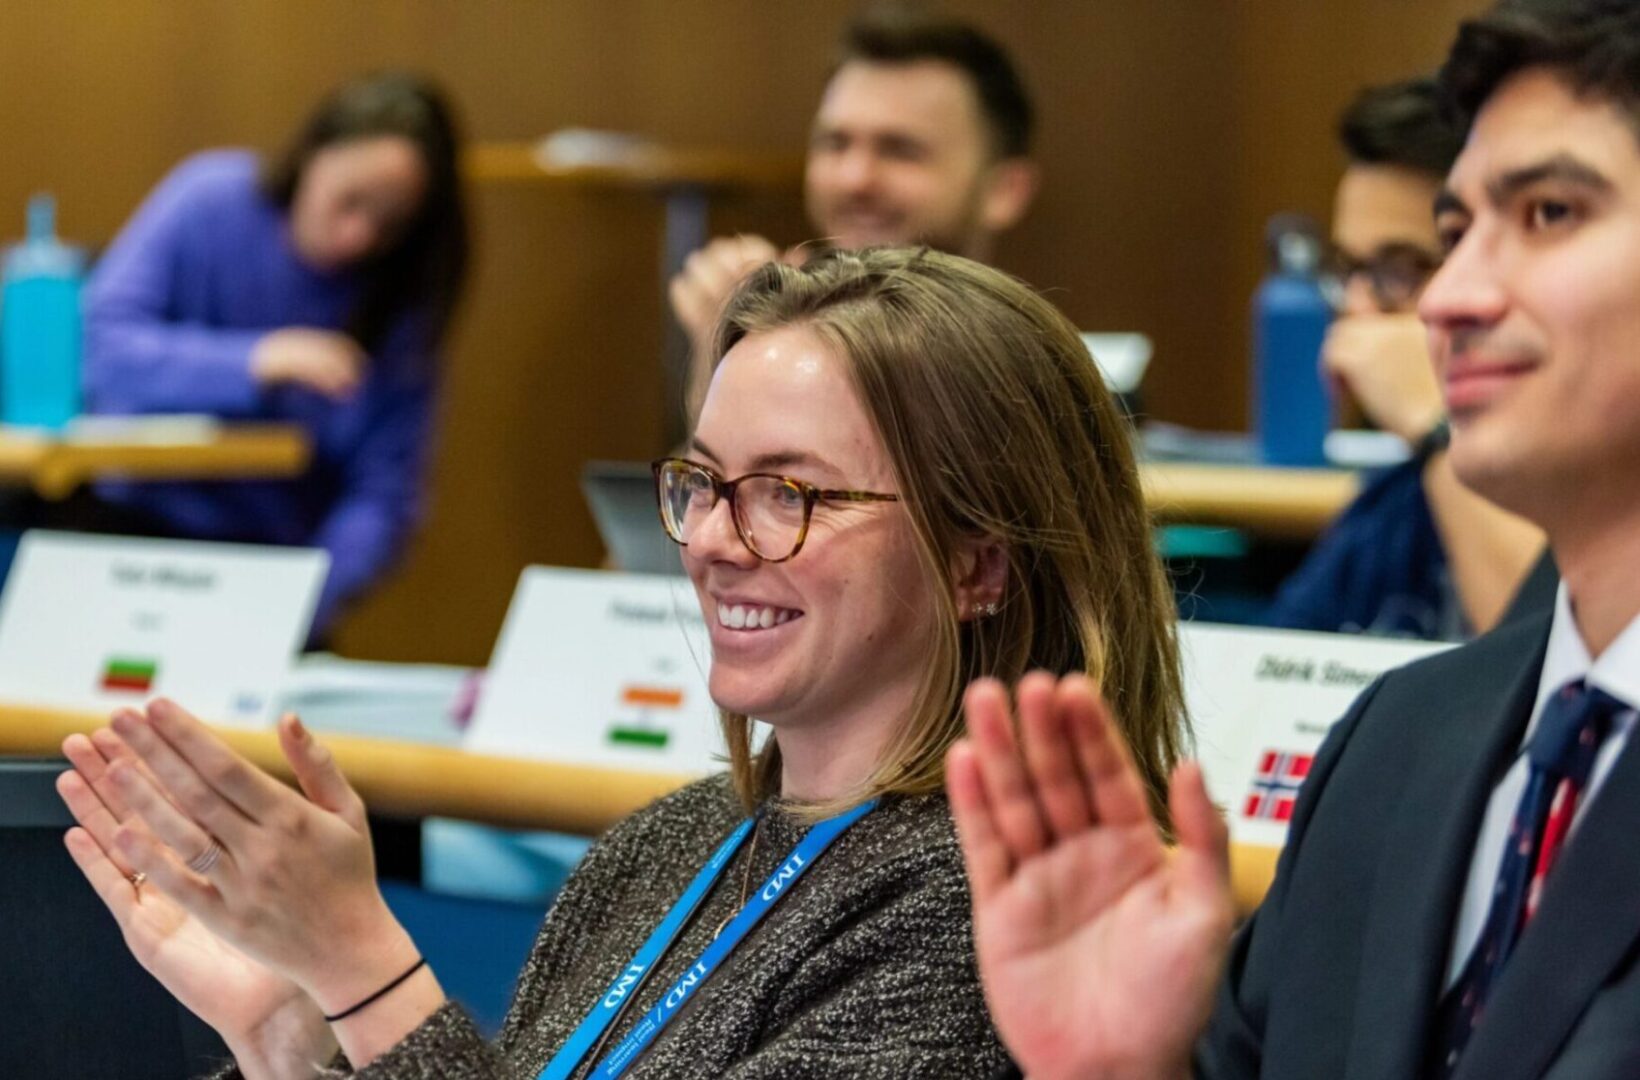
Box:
[101,656,159,694]
[608,684,683,749]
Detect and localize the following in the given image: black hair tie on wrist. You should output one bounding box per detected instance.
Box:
[323,957,428,1023]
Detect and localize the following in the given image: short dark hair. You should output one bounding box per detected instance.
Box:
[1440,0,1640,138]
[836,5,1034,159]
[1338,78,1464,177]
[263,71,469,355]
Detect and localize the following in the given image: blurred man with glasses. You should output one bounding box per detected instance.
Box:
[1267,78,1546,639]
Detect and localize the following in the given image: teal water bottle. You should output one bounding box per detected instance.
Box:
[1,194,86,430]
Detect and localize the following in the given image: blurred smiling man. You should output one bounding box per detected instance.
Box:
[670,6,1038,398]
[801,14,1036,259]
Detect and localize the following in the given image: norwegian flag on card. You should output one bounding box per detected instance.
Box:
[1242,749,1314,823]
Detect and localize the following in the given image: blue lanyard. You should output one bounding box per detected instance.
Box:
[539,798,877,1080]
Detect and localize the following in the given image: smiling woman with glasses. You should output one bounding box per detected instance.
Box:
[60,247,1189,1080]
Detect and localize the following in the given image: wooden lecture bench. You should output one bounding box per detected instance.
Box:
[465,141,803,191]
[0,423,311,501]
[1,702,1279,914]
[1141,461,1360,539]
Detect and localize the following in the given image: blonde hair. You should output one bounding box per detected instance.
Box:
[711,248,1187,828]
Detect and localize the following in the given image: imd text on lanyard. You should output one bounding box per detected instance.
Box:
[539,798,878,1080]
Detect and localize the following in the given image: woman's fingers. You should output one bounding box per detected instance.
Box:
[946,740,1011,904]
[63,826,143,928]
[110,708,254,847]
[90,725,196,818]
[964,678,1049,860]
[1019,673,1095,840]
[111,818,221,914]
[63,721,149,821]
[107,758,234,884]
[56,768,142,878]
[279,714,366,832]
[133,697,287,819]
[1059,675,1155,829]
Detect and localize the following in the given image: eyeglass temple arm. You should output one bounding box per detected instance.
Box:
[814,490,900,503]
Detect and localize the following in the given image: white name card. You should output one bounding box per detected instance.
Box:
[0,531,328,726]
[1179,622,1451,848]
[464,567,729,773]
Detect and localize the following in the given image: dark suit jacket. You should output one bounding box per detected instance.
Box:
[1500,550,1559,630]
[1196,610,1640,1079]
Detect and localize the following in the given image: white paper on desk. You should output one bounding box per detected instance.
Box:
[0,531,327,726]
[63,414,222,444]
[465,567,729,773]
[1179,623,1450,849]
[275,655,473,746]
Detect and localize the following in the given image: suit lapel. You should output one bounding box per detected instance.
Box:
[1343,622,1549,1080]
[1454,731,1640,1080]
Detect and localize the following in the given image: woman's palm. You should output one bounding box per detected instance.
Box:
[123,882,313,1042]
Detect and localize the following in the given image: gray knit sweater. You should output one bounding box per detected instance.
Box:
[207,774,1005,1079]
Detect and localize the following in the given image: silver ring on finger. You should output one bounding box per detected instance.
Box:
[186,836,223,875]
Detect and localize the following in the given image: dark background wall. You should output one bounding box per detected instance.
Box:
[0,0,1484,663]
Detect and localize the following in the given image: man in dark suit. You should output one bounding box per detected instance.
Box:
[946,1,1640,1077]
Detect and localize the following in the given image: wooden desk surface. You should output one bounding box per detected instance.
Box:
[0,702,1279,913]
[1140,461,1360,538]
[0,703,692,838]
[466,141,804,191]
[0,424,311,500]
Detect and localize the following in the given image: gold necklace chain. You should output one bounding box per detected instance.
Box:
[712,817,761,940]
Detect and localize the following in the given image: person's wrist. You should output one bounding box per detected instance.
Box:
[223,992,337,1080]
[303,910,422,1019]
[248,336,282,387]
[1412,414,1451,459]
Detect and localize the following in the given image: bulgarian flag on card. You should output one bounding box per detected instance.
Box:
[101,656,159,694]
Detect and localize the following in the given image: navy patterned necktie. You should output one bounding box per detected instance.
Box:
[1427,679,1624,1078]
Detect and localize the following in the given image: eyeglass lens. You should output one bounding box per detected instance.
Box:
[658,463,809,560]
[1323,245,1439,312]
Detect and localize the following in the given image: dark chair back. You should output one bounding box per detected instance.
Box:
[0,757,229,1079]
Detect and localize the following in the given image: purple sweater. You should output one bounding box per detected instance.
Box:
[84,150,438,634]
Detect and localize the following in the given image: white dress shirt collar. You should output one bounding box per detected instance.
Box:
[1529,583,1640,732]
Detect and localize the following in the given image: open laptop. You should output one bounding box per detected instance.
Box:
[581,460,686,576]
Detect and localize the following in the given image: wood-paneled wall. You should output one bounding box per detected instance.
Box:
[0,1,1485,663]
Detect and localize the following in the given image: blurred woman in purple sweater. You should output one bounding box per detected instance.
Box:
[83,71,468,636]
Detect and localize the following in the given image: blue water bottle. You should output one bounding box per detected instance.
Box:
[1251,214,1332,466]
[1,194,86,430]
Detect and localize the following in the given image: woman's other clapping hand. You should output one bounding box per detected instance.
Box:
[60,700,444,1075]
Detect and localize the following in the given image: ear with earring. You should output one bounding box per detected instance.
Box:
[957,537,1009,622]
